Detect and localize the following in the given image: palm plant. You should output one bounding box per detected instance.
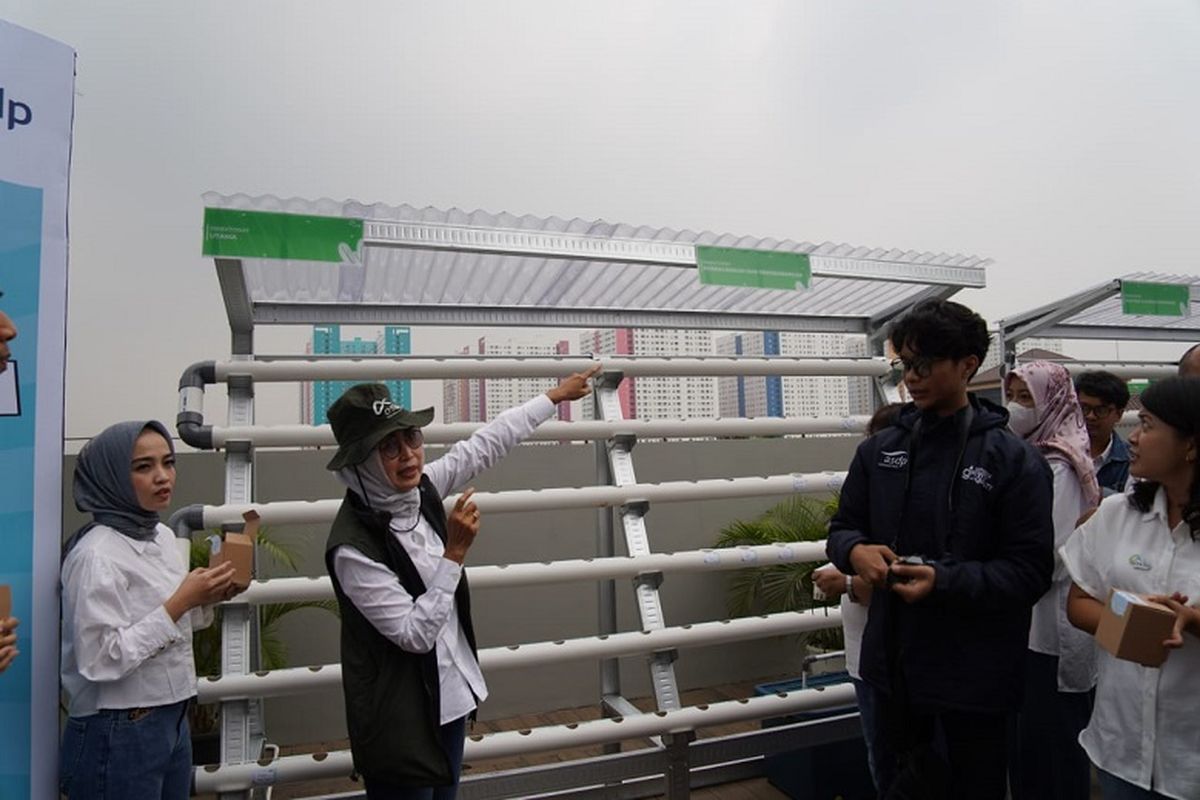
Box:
[189,528,339,736]
[714,494,844,650]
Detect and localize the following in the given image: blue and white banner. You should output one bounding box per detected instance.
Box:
[0,18,75,800]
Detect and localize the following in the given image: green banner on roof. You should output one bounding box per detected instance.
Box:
[695,246,811,291]
[202,208,364,262]
[1120,281,1190,317]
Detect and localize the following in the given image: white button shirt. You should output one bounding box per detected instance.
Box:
[1060,488,1200,800]
[61,523,212,717]
[333,394,556,724]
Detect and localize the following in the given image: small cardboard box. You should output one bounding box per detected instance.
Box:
[0,584,11,620]
[1096,589,1176,668]
[209,510,259,590]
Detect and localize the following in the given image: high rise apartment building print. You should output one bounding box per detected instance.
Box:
[301,325,412,425]
[442,337,572,423]
[578,329,717,420]
[715,332,873,418]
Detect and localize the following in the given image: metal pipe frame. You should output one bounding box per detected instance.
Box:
[177,357,888,450]
[235,541,828,605]
[211,356,891,381]
[1049,361,1181,380]
[201,415,869,449]
[192,683,857,794]
[196,610,842,704]
[198,472,846,528]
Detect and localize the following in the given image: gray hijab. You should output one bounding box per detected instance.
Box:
[64,420,174,554]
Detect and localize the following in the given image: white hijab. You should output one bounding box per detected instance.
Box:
[336,450,421,526]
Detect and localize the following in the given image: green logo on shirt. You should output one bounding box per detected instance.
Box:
[1128,554,1152,571]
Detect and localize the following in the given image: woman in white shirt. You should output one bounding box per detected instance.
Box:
[59,420,241,800]
[323,370,595,800]
[1005,361,1101,800]
[1062,376,1200,800]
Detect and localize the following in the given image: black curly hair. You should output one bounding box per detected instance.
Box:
[888,299,990,379]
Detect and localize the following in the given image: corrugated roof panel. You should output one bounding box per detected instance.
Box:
[1059,272,1200,331]
[205,194,989,328]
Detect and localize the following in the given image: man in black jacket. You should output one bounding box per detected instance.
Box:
[826,300,1054,799]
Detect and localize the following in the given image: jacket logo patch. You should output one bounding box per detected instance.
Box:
[1128,554,1152,571]
[961,465,994,491]
[879,450,908,470]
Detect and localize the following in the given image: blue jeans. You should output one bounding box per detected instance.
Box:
[1097,769,1174,800]
[363,716,468,800]
[852,677,892,794]
[59,699,192,800]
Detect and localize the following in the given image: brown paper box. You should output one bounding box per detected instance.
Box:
[1095,589,1176,668]
[0,585,11,620]
[209,510,259,590]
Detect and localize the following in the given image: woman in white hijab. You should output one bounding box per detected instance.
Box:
[323,369,596,800]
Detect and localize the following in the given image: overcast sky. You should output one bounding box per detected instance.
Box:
[7,1,1200,439]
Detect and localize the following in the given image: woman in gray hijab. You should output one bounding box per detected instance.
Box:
[59,420,242,799]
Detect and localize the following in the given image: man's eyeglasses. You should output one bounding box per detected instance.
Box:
[889,355,942,380]
[379,428,424,459]
[1078,401,1116,419]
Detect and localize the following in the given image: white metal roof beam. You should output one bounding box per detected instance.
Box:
[214,258,255,355]
[999,279,1120,343]
[249,302,870,332]
[360,220,988,288]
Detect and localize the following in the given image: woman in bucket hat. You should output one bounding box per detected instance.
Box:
[324,367,598,799]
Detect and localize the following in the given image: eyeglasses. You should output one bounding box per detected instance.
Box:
[1078,401,1116,419]
[378,428,424,459]
[888,355,943,380]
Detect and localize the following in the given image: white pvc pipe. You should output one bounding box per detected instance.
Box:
[195,610,842,704]
[210,416,870,448]
[1054,362,1179,380]
[236,541,830,605]
[212,356,890,382]
[200,472,847,528]
[192,684,857,793]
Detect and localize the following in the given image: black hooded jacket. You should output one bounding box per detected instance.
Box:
[826,395,1054,713]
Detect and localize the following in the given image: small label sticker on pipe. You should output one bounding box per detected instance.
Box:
[251,768,278,787]
[792,474,808,493]
[703,551,721,566]
[740,549,758,564]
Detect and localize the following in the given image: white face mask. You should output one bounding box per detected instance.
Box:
[1006,402,1040,437]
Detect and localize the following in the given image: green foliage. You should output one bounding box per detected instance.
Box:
[189,527,339,733]
[714,494,844,651]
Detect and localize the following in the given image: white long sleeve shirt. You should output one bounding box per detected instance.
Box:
[332,394,556,724]
[60,523,213,717]
[1028,460,1097,692]
[1061,488,1200,800]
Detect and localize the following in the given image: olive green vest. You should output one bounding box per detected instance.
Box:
[325,476,478,786]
